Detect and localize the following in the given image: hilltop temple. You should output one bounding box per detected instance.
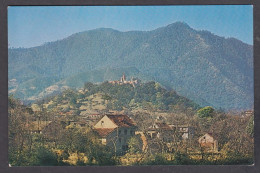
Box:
[108,73,138,87]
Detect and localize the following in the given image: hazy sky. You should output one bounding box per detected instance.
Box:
[8,5,253,48]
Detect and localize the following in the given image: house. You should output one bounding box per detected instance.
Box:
[147,122,194,141]
[147,122,173,142]
[93,114,137,154]
[169,124,194,140]
[198,133,218,152]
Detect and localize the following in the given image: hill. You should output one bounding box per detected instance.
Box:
[8,22,253,110]
[39,81,200,115]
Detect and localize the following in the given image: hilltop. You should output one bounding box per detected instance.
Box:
[37,80,200,117]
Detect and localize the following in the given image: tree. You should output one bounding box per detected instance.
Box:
[84,82,94,91]
[8,96,33,166]
[246,115,254,137]
[30,146,59,166]
[196,106,215,118]
[128,136,143,154]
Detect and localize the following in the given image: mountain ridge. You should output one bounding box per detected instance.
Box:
[8,22,253,110]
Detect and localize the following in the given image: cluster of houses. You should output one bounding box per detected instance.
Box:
[92,114,219,154]
[30,113,219,154]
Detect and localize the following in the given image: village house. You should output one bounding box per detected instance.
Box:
[147,122,173,142]
[147,122,194,141]
[198,133,218,152]
[169,124,194,140]
[93,114,137,154]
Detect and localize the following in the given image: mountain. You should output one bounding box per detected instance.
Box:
[8,22,253,110]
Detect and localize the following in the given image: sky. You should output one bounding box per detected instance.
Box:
[8,5,253,48]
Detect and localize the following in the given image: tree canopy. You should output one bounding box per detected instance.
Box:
[196,106,215,118]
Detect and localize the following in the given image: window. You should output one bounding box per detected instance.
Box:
[119,130,121,135]
[101,121,104,126]
[130,130,134,135]
[124,129,127,135]
[202,136,206,143]
[119,138,121,143]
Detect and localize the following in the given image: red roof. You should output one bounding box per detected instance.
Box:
[106,114,136,127]
[94,128,115,137]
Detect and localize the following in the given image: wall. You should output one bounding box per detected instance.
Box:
[94,115,117,129]
[106,127,136,154]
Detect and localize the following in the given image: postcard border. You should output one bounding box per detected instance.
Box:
[0,0,259,173]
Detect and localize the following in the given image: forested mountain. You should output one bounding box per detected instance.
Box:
[8,22,253,110]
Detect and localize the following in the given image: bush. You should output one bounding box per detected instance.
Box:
[30,146,58,166]
[197,106,215,118]
[173,151,192,165]
[142,154,171,165]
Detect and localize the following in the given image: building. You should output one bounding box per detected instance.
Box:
[147,122,194,141]
[93,114,137,154]
[169,124,194,140]
[198,133,218,152]
[147,122,173,141]
[108,73,139,87]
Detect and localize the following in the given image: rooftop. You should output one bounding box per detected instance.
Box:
[94,128,115,138]
[106,114,136,128]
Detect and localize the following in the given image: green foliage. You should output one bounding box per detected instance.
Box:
[84,82,95,91]
[141,154,171,165]
[8,134,60,166]
[153,154,171,165]
[56,127,117,166]
[221,153,254,165]
[173,151,191,165]
[101,94,112,101]
[30,146,59,166]
[197,106,215,118]
[246,116,254,137]
[8,95,19,109]
[90,146,117,166]
[74,81,199,112]
[127,136,143,154]
[8,96,254,166]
